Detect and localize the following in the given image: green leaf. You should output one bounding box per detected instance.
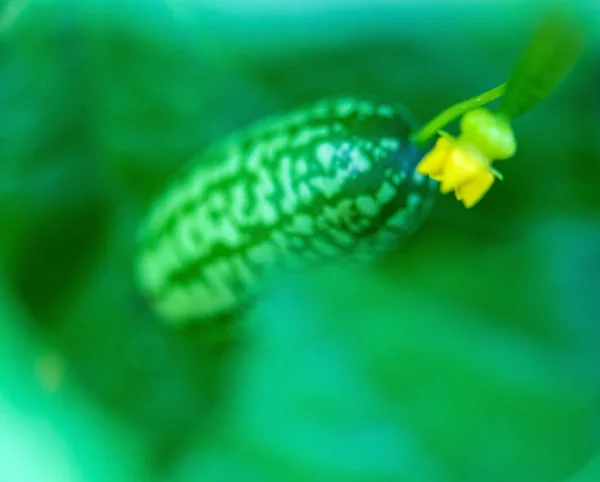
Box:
[500,0,596,119]
[170,263,600,482]
[0,279,151,482]
[567,452,600,482]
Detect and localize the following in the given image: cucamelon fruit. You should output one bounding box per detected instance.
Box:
[136,98,437,325]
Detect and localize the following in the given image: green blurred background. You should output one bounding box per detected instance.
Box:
[1,0,599,480]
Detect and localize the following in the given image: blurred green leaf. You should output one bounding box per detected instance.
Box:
[0,280,151,482]
[169,265,600,482]
[501,0,595,119]
[567,452,600,482]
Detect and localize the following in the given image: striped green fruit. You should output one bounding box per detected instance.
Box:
[136,98,437,325]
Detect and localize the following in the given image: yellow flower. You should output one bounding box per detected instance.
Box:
[416,108,516,208]
[417,134,497,208]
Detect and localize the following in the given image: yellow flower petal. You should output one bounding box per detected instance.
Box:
[416,136,452,178]
[454,170,495,208]
[439,147,481,194]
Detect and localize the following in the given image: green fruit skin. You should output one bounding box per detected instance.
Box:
[136,98,437,325]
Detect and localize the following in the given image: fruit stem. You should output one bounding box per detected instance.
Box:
[411,82,506,146]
